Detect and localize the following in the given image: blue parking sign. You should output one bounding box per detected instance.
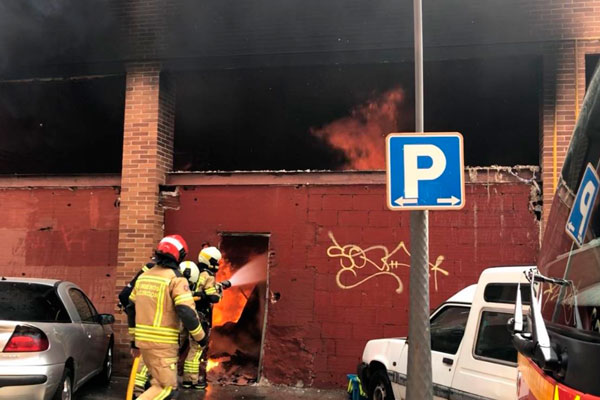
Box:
[566,163,600,247]
[386,133,465,210]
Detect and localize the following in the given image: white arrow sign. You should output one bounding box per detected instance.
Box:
[394,197,418,206]
[437,196,460,206]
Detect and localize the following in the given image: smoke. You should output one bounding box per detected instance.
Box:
[0,0,117,74]
[228,253,268,287]
[310,87,404,170]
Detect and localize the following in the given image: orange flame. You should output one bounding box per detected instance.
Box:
[206,359,220,372]
[311,87,404,170]
[212,259,249,327]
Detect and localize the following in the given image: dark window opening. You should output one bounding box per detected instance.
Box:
[174,55,540,171]
[474,311,517,364]
[0,282,70,323]
[0,76,125,174]
[68,288,96,323]
[430,305,470,354]
[484,283,532,305]
[586,54,600,90]
[425,56,541,167]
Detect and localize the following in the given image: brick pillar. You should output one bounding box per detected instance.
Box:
[541,42,577,231]
[541,40,600,232]
[114,62,175,371]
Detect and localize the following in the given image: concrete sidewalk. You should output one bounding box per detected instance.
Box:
[76,377,348,400]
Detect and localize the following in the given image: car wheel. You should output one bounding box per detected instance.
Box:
[369,369,394,400]
[97,342,113,385]
[52,367,73,400]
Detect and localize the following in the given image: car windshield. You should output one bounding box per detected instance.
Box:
[538,64,600,336]
[0,282,70,323]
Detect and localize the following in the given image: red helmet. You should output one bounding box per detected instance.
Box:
[156,235,188,263]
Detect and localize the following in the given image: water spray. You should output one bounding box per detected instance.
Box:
[227,253,268,287]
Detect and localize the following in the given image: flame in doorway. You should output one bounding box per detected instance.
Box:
[213,260,249,327]
[310,87,404,170]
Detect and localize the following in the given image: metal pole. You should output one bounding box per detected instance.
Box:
[406,0,433,397]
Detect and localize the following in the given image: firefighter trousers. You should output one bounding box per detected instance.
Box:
[134,356,150,397]
[137,346,179,400]
[182,335,206,384]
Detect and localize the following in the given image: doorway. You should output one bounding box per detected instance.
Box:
[206,233,269,385]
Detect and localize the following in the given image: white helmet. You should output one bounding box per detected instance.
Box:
[198,246,222,272]
[179,261,200,285]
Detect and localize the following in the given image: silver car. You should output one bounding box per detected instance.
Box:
[0,278,114,400]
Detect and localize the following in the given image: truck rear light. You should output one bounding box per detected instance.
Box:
[3,325,49,352]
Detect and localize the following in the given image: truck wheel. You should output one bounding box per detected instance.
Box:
[369,369,394,400]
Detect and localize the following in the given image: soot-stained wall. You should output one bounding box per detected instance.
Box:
[0,184,120,313]
[165,170,540,387]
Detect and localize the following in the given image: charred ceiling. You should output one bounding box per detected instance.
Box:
[0,0,119,79]
[165,0,536,64]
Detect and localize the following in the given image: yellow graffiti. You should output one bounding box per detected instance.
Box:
[327,231,448,293]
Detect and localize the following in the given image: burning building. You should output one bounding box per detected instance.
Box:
[0,0,599,388]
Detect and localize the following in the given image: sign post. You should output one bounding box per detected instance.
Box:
[406,0,432,397]
[398,3,466,398]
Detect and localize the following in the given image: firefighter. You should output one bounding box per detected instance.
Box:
[118,262,155,398]
[181,246,223,390]
[178,260,203,389]
[126,235,207,400]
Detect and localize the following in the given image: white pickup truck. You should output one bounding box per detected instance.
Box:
[357,266,532,400]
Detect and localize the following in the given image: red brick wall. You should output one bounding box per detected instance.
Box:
[165,173,540,387]
[0,187,120,312]
[526,0,600,40]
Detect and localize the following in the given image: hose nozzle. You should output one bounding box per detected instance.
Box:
[220,280,232,289]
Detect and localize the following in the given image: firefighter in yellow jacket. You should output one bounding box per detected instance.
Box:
[126,235,207,400]
[119,262,155,398]
[182,246,224,389]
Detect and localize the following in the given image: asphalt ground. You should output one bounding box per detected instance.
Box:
[76,377,348,400]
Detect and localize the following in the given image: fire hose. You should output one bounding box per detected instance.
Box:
[126,355,141,400]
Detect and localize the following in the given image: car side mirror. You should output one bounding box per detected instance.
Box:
[98,314,115,325]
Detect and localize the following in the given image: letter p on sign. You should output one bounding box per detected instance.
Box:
[403,144,447,199]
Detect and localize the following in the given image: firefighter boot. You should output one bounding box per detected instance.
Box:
[193,349,208,390]
[193,374,207,390]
